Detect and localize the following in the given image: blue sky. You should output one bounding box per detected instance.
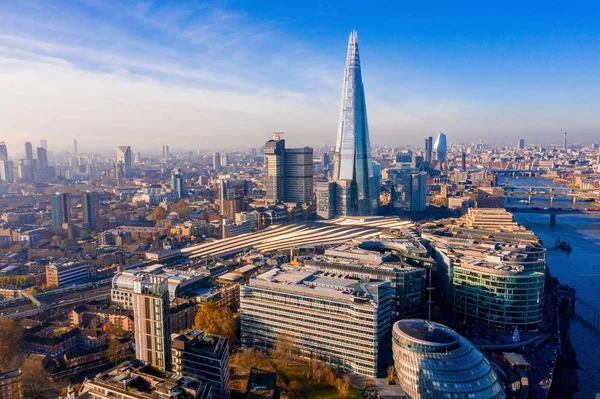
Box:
[0,1,599,153]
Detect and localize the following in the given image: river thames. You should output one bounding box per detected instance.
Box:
[504,177,600,397]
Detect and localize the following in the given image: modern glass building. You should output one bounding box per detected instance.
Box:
[240,267,392,377]
[433,133,447,162]
[332,31,378,216]
[392,319,506,399]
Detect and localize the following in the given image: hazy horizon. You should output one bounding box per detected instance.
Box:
[1,1,599,153]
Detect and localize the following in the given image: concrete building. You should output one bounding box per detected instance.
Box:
[212,152,221,171]
[132,276,172,370]
[240,266,392,377]
[82,190,100,228]
[0,369,23,399]
[392,319,505,399]
[303,246,426,320]
[78,360,212,399]
[52,192,71,227]
[116,146,132,178]
[315,181,337,219]
[284,147,313,204]
[264,133,286,202]
[172,330,230,399]
[45,262,95,288]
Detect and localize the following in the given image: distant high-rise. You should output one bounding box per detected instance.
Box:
[264,133,314,204]
[162,145,170,160]
[563,131,567,150]
[0,161,13,182]
[284,147,313,204]
[390,170,427,214]
[213,152,222,171]
[24,142,33,161]
[171,167,186,199]
[0,142,7,161]
[36,147,48,169]
[132,275,171,371]
[52,192,71,226]
[461,152,466,171]
[116,146,132,178]
[40,138,47,151]
[518,138,525,150]
[425,136,433,163]
[332,31,378,216]
[264,133,286,202]
[433,133,447,162]
[73,138,78,156]
[82,191,100,228]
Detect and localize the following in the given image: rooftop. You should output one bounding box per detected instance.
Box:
[396,319,459,345]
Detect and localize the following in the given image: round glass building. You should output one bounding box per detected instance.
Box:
[392,319,506,399]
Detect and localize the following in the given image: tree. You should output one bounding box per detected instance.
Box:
[172,200,190,219]
[193,301,237,341]
[0,319,22,370]
[386,365,396,385]
[149,205,168,221]
[273,331,295,366]
[21,360,51,397]
[107,339,124,364]
[336,375,352,399]
[229,348,273,376]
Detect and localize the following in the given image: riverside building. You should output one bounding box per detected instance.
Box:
[392,319,505,399]
[240,266,392,377]
[422,209,546,331]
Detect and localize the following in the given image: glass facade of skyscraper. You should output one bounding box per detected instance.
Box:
[333,31,378,216]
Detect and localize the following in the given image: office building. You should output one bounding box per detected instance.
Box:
[0,161,13,183]
[116,146,132,178]
[132,275,172,370]
[73,138,78,156]
[162,145,170,160]
[264,133,313,204]
[389,170,427,213]
[284,147,313,204]
[219,179,248,217]
[82,190,100,228]
[433,133,447,162]
[46,262,96,287]
[171,167,186,199]
[52,192,71,226]
[563,131,567,150]
[213,152,221,171]
[0,142,7,161]
[332,31,378,216]
[392,319,505,399]
[78,360,212,399]
[24,141,33,161]
[422,210,546,331]
[264,133,286,202]
[315,181,337,219]
[241,266,392,377]
[172,329,230,399]
[518,138,525,150]
[40,139,47,151]
[424,136,433,163]
[0,369,23,399]
[36,147,48,169]
[303,251,426,320]
[17,159,34,183]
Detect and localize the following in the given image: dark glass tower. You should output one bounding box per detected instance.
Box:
[333,31,378,216]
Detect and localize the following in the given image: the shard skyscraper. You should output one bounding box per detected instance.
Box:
[332,31,378,216]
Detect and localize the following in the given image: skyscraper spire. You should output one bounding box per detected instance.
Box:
[332,31,378,216]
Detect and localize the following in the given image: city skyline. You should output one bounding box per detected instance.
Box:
[1,1,599,152]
